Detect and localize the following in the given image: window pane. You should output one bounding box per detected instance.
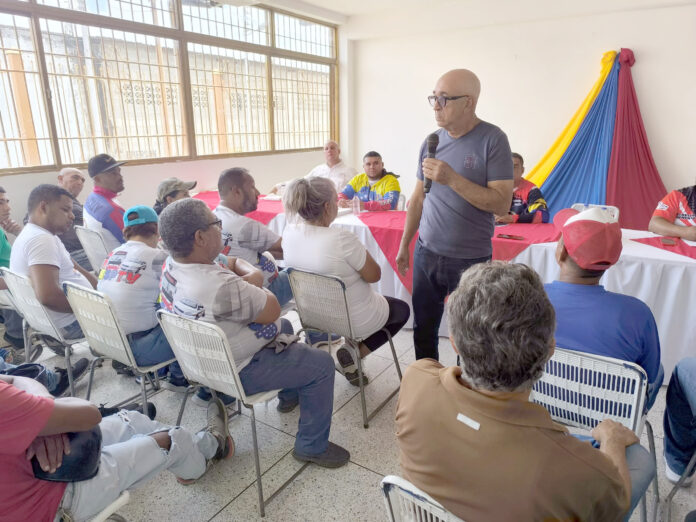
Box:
[0,14,54,169]
[274,13,333,59]
[272,58,330,151]
[183,4,269,45]
[188,43,269,155]
[36,0,177,28]
[40,19,186,163]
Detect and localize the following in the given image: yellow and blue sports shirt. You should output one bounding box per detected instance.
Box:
[339,172,401,211]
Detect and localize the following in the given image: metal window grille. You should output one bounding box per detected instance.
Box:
[272,57,330,150]
[40,18,186,162]
[182,3,269,46]
[37,0,177,28]
[188,43,269,155]
[0,13,54,168]
[274,12,334,59]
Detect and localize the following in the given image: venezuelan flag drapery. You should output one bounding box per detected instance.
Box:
[525,49,666,230]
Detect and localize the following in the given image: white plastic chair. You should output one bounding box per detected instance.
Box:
[0,268,86,395]
[90,490,129,522]
[530,347,657,522]
[570,203,620,221]
[157,310,294,518]
[381,475,464,522]
[75,225,110,273]
[64,282,175,408]
[287,268,402,429]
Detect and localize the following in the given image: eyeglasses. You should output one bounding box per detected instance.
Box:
[428,95,469,108]
[207,219,222,229]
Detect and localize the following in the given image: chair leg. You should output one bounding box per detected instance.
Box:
[383,328,402,380]
[645,420,659,522]
[249,407,266,517]
[85,356,104,401]
[176,386,196,426]
[140,373,148,413]
[355,350,369,429]
[662,450,696,521]
[64,344,75,397]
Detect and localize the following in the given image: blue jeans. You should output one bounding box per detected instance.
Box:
[573,434,655,520]
[412,239,490,360]
[127,325,183,380]
[0,353,59,392]
[645,363,664,412]
[268,269,293,307]
[60,319,84,341]
[239,326,335,455]
[1,309,23,339]
[664,357,696,476]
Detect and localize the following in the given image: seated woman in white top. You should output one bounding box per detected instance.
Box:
[282,177,410,386]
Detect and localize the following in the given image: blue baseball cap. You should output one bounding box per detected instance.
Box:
[124,205,158,227]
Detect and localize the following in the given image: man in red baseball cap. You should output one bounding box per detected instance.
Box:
[544,207,664,410]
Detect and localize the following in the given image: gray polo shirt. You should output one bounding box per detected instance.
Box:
[416,122,513,259]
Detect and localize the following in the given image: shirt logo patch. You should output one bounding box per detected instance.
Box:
[463,154,477,170]
[657,202,669,211]
[456,412,480,431]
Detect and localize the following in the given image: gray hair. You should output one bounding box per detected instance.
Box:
[159,198,211,258]
[447,261,555,393]
[283,177,335,222]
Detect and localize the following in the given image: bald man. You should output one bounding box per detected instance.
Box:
[270,140,356,194]
[396,69,513,361]
[56,167,92,271]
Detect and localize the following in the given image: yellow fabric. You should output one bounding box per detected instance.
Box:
[347,173,401,198]
[526,51,618,187]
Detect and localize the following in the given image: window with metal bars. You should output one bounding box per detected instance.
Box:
[0,3,336,171]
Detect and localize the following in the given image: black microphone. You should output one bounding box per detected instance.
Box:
[424,133,439,194]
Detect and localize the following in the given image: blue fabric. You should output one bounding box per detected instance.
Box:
[85,192,125,244]
[127,324,183,380]
[0,357,58,392]
[541,56,620,218]
[1,309,23,339]
[572,434,655,521]
[412,239,490,360]
[267,269,293,307]
[664,358,696,477]
[545,281,662,386]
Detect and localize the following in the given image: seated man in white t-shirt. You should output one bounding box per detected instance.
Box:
[97,205,189,390]
[158,197,350,468]
[282,177,411,386]
[213,167,294,307]
[10,185,97,344]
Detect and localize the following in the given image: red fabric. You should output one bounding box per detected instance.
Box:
[356,211,417,293]
[492,224,561,261]
[193,192,283,226]
[0,381,66,522]
[631,237,696,261]
[606,48,667,230]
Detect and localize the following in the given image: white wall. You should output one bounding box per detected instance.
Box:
[340,1,696,199]
[0,150,324,223]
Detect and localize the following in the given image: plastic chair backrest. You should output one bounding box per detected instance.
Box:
[530,347,647,435]
[157,310,247,402]
[286,268,354,340]
[570,203,620,221]
[0,268,62,339]
[75,225,110,271]
[63,282,136,368]
[381,475,464,522]
[90,490,130,522]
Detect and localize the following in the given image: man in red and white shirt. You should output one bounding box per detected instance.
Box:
[649,185,696,240]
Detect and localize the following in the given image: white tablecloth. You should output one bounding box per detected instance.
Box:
[272,214,694,378]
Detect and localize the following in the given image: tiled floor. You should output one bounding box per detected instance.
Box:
[17,314,696,522]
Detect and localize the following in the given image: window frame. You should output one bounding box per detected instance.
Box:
[0,0,338,174]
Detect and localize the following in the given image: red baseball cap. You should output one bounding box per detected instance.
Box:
[554,207,622,270]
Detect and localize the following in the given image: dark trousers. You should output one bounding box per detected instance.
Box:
[412,240,490,360]
[362,296,410,351]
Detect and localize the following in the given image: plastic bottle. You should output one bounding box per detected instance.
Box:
[352,197,361,215]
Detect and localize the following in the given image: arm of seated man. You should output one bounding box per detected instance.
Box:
[648,216,696,241]
[28,264,73,313]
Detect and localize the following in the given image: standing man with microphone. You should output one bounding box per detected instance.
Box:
[396,69,514,361]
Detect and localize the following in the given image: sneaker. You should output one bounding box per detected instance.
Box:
[336,345,368,387]
[178,399,234,485]
[112,360,135,377]
[277,396,299,413]
[162,374,191,392]
[52,358,89,397]
[665,456,694,486]
[306,331,342,348]
[98,401,157,420]
[3,332,24,349]
[292,441,350,469]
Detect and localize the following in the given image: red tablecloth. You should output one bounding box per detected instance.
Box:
[631,237,696,261]
[193,191,283,226]
[356,211,417,293]
[493,223,560,261]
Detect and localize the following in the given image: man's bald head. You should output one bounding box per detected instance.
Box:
[435,69,481,106]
